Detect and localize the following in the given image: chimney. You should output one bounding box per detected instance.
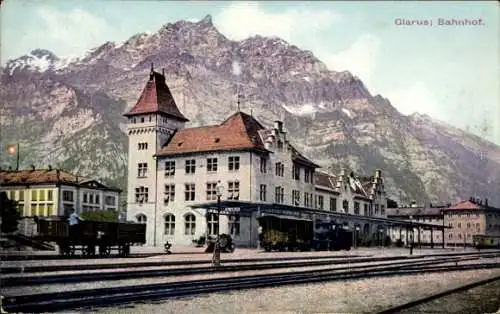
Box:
[479,199,483,206]
[485,198,489,207]
[429,203,433,208]
[30,165,35,171]
[48,165,52,171]
[56,170,60,180]
[375,169,382,178]
[274,120,283,132]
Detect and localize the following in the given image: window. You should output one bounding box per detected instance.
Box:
[184,214,196,235]
[304,170,310,183]
[95,194,100,204]
[476,223,480,231]
[353,202,360,215]
[63,191,74,202]
[274,186,284,204]
[374,204,379,214]
[342,200,349,213]
[458,222,461,228]
[275,162,284,177]
[165,161,175,177]
[135,186,149,203]
[105,196,116,206]
[83,193,88,203]
[458,234,462,239]
[229,215,240,236]
[137,214,147,223]
[448,233,453,239]
[47,190,53,201]
[330,198,337,211]
[206,182,217,201]
[89,194,94,204]
[260,157,267,173]
[39,190,46,201]
[207,158,218,172]
[228,156,240,171]
[185,159,196,174]
[164,184,175,204]
[260,184,267,201]
[277,140,283,149]
[207,213,219,236]
[228,181,240,200]
[18,191,24,201]
[141,117,144,123]
[138,142,148,150]
[364,204,368,216]
[137,163,148,177]
[164,214,175,236]
[304,192,312,208]
[47,204,54,216]
[317,195,324,210]
[292,190,301,205]
[467,222,471,229]
[293,165,300,180]
[381,205,385,215]
[185,184,196,201]
[31,190,38,201]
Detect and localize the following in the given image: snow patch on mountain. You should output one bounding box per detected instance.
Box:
[341,108,354,119]
[282,104,317,116]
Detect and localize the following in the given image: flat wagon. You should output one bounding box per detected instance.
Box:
[35,217,146,257]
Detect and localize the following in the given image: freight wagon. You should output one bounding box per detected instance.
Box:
[35,217,146,257]
[258,215,353,252]
[473,234,500,249]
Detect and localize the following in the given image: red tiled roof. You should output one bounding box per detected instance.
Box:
[448,200,483,210]
[315,172,338,191]
[124,71,188,121]
[156,111,269,156]
[0,169,90,185]
[0,169,120,191]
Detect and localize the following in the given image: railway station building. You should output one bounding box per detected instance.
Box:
[125,68,447,247]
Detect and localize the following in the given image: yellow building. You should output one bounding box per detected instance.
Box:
[0,168,121,218]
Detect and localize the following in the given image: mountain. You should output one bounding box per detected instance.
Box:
[1,14,499,206]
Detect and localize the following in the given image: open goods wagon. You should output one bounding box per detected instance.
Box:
[36,218,146,257]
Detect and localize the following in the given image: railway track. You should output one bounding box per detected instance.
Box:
[4,249,498,274]
[3,252,499,287]
[3,257,500,313]
[0,252,162,261]
[375,275,500,314]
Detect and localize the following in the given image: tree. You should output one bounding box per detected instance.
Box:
[0,191,21,233]
[80,209,118,222]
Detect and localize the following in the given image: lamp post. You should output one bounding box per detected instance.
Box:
[409,215,414,255]
[212,181,224,267]
[354,226,360,249]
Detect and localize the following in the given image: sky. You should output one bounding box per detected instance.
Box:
[1,0,499,145]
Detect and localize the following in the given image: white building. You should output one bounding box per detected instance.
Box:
[0,168,121,235]
[125,68,388,247]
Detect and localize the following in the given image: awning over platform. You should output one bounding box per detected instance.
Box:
[189,201,450,230]
[258,213,313,222]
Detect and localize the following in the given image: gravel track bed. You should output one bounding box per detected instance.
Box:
[1,258,452,296]
[79,269,500,314]
[395,279,500,314]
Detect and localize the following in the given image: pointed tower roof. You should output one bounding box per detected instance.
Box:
[156,111,268,156]
[124,66,189,121]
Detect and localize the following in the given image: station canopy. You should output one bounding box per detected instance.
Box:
[189,201,450,230]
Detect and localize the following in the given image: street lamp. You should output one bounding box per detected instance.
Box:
[212,180,224,267]
[354,226,360,249]
[409,215,414,255]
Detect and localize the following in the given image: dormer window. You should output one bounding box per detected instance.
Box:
[140,117,145,123]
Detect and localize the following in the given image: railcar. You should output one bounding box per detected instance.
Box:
[35,217,146,257]
[472,234,500,249]
[258,215,352,252]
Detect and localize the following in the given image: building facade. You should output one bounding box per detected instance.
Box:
[444,198,500,247]
[386,205,445,246]
[125,68,389,247]
[0,168,121,218]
